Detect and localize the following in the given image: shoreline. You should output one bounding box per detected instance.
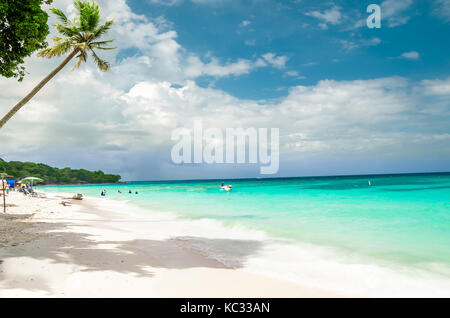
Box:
[0,191,341,297]
[2,189,449,297]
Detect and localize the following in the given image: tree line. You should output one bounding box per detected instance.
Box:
[0,158,121,184]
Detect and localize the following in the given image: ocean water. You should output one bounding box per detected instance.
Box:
[41,173,450,296]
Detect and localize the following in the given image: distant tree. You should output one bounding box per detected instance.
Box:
[0,158,121,184]
[0,0,115,129]
[0,0,53,80]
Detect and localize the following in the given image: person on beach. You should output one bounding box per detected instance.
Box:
[101,189,106,196]
[0,180,8,196]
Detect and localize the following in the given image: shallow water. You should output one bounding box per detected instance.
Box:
[41,173,450,296]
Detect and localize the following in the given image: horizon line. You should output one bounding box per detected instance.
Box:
[117,170,450,183]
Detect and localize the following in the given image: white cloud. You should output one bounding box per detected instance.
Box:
[148,0,183,6]
[381,0,413,27]
[261,53,288,69]
[305,6,342,29]
[244,39,256,46]
[2,64,449,179]
[285,71,305,80]
[191,0,230,4]
[0,0,449,179]
[184,56,261,78]
[400,51,420,60]
[148,0,230,6]
[338,37,381,50]
[432,0,450,22]
[339,39,359,51]
[285,71,299,77]
[422,77,450,95]
[366,37,382,46]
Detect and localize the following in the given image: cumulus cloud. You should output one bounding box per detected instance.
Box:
[285,70,299,76]
[244,39,256,46]
[148,0,183,6]
[381,0,413,27]
[338,37,381,50]
[184,56,263,78]
[0,0,449,180]
[432,0,450,22]
[305,6,342,29]
[261,53,288,69]
[400,51,420,60]
[240,20,251,27]
[190,0,229,4]
[1,68,449,179]
[148,0,229,6]
[422,77,450,95]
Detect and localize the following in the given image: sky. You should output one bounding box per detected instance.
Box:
[0,0,449,181]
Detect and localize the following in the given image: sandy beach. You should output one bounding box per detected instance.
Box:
[0,191,341,297]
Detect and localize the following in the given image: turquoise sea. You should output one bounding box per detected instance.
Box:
[41,173,450,295]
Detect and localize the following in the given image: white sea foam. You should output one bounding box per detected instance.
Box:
[242,241,450,297]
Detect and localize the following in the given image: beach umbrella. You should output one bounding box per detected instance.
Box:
[19,177,44,183]
[0,173,13,213]
[19,177,44,188]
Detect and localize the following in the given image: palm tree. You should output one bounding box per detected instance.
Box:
[0,0,115,129]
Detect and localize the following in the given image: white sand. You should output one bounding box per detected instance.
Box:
[0,191,341,297]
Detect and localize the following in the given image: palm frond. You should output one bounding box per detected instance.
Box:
[50,8,71,27]
[94,20,114,38]
[54,23,78,37]
[86,3,101,30]
[92,45,116,50]
[72,49,88,70]
[37,39,74,58]
[73,0,86,14]
[78,50,88,62]
[91,39,116,50]
[91,50,110,71]
[72,57,83,70]
[74,0,101,31]
[90,39,114,46]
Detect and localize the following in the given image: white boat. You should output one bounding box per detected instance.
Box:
[220,185,232,191]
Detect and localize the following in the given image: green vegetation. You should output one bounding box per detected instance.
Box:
[0,158,121,184]
[0,0,53,81]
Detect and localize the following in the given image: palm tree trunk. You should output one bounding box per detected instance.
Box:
[0,49,79,129]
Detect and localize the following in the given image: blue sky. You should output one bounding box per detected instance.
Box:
[0,0,449,180]
[128,0,450,99]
